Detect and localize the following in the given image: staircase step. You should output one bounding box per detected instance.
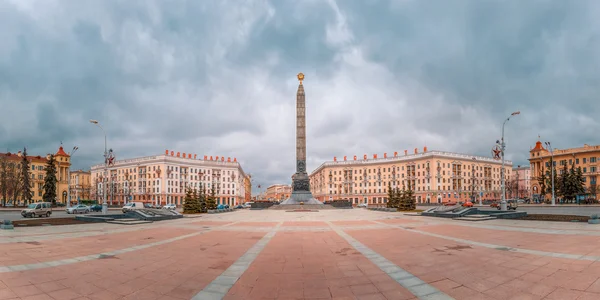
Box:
[106,220,153,225]
[454,216,496,222]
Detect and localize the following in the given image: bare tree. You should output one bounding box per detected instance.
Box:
[7,162,22,206]
[0,157,9,206]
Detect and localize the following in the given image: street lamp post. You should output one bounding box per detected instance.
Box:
[544,141,556,206]
[499,111,520,211]
[472,157,482,206]
[66,146,78,209]
[90,119,108,214]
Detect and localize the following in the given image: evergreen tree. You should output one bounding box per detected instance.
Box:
[182,188,197,213]
[386,183,394,208]
[191,188,201,212]
[206,184,217,210]
[42,154,58,205]
[575,166,585,197]
[199,184,207,213]
[404,180,416,210]
[20,148,33,205]
[537,166,547,201]
[557,163,569,201]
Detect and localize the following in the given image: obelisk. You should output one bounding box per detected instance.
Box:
[281,73,322,205]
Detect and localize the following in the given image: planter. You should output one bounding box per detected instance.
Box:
[588,219,600,224]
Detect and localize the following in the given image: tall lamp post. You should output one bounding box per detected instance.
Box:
[472,157,482,206]
[66,146,78,209]
[89,119,108,214]
[544,141,556,206]
[499,111,520,211]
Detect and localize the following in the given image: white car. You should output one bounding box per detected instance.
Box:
[66,205,90,214]
[357,203,368,208]
[163,203,176,210]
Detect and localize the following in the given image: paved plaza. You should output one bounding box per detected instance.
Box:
[0,210,600,299]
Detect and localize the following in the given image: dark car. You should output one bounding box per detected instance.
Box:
[235,205,243,209]
[90,204,102,212]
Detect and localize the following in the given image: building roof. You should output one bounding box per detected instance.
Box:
[0,152,48,163]
[530,140,545,152]
[55,146,69,157]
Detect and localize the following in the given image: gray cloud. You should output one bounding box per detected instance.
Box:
[1,0,599,192]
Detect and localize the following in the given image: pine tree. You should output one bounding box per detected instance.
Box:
[206,184,217,210]
[537,166,547,201]
[20,148,33,205]
[404,180,416,210]
[183,189,196,213]
[557,163,569,201]
[386,183,394,208]
[575,166,585,197]
[199,184,207,213]
[191,188,201,212]
[42,154,58,205]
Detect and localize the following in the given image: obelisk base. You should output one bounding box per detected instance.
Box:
[280,191,323,205]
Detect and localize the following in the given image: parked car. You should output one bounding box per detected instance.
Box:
[66,205,90,214]
[243,202,253,208]
[357,203,368,208]
[235,205,244,209]
[123,202,146,213]
[21,202,52,218]
[89,204,102,212]
[163,203,176,210]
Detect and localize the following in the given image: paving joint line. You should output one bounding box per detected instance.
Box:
[192,222,283,300]
[325,221,455,300]
[372,220,600,262]
[0,229,211,273]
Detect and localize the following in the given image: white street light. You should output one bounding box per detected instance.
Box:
[500,111,520,211]
[67,146,78,209]
[90,119,108,214]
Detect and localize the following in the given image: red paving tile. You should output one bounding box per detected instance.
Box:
[282,221,327,226]
[376,219,419,225]
[417,224,600,255]
[0,227,198,266]
[346,227,600,299]
[225,231,415,300]
[330,220,377,226]
[234,222,279,227]
[0,230,264,300]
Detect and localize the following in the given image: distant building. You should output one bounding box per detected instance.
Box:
[0,146,71,205]
[243,174,252,203]
[265,184,292,201]
[309,147,513,206]
[529,141,600,201]
[69,170,92,202]
[90,150,249,207]
[511,166,531,199]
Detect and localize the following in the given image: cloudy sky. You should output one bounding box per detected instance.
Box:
[2,0,599,191]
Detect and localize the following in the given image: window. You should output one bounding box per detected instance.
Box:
[584,168,587,173]
[576,158,580,164]
[592,157,597,163]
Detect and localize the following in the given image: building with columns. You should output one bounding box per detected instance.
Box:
[529,141,600,201]
[90,150,249,207]
[265,184,292,201]
[0,146,71,205]
[511,166,531,200]
[69,170,92,202]
[309,147,513,206]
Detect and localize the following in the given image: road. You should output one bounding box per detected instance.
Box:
[0,210,121,221]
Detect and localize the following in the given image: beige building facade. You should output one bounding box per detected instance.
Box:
[511,166,531,200]
[265,184,291,201]
[0,146,71,205]
[529,141,600,201]
[309,148,513,206]
[90,150,249,207]
[69,170,92,202]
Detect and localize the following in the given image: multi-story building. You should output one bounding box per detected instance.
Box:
[0,146,71,205]
[511,166,531,199]
[90,150,249,207]
[529,141,600,201]
[265,184,292,201]
[243,175,252,203]
[309,147,513,206]
[69,170,92,202]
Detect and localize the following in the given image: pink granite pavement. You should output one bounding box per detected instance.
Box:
[0,209,600,299]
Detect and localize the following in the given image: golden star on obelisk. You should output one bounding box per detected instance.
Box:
[297,72,304,84]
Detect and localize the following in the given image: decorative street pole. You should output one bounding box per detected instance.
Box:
[472,157,482,206]
[499,111,520,211]
[544,141,556,206]
[89,119,108,214]
[66,146,78,209]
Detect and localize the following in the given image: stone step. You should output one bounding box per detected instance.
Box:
[106,219,153,225]
[454,216,496,222]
